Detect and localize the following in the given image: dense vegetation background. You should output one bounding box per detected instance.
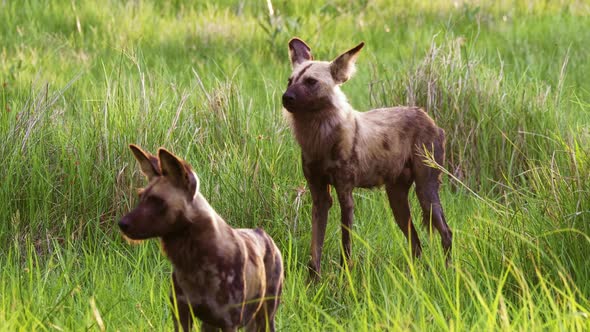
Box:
[1,0,588,330]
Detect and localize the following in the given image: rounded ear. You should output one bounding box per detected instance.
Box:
[288,37,313,68]
[330,42,365,84]
[158,148,198,199]
[129,144,160,179]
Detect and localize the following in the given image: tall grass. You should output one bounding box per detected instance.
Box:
[1,0,589,330]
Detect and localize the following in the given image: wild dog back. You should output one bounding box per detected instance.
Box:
[119,145,284,331]
[343,106,443,188]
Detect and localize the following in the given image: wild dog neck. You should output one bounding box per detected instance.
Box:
[161,194,236,272]
[287,88,358,162]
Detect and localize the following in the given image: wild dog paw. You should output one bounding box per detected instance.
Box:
[307,261,321,283]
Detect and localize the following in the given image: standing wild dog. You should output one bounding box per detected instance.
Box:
[282,38,453,279]
[119,145,284,332]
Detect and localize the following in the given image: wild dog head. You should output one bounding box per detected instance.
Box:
[282,38,364,114]
[119,145,199,240]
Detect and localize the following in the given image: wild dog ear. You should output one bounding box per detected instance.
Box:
[129,144,160,179]
[288,38,313,68]
[330,42,365,84]
[158,148,199,198]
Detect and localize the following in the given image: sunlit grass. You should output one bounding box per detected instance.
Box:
[1,0,589,330]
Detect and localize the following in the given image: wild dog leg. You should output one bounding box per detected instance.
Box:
[415,183,452,263]
[170,273,193,332]
[386,178,422,258]
[245,301,276,332]
[306,178,332,279]
[413,161,452,264]
[219,327,238,332]
[335,186,354,268]
[245,273,281,332]
[200,323,218,332]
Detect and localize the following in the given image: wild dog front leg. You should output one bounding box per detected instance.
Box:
[304,166,332,280]
[170,272,193,332]
[335,186,354,268]
[308,181,332,279]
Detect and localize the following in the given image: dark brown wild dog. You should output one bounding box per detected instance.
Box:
[282,38,452,279]
[119,145,284,332]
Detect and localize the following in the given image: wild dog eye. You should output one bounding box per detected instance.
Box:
[304,77,318,86]
[146,196,168,214]
[146,196,165,206]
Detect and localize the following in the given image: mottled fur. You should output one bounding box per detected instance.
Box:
[282,38,453,279]
[119,145,283,332]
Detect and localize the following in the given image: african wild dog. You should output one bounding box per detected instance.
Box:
[119,145,284,332]
[282,38,453,279]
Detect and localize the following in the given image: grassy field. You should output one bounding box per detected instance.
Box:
[1,0,589,330]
